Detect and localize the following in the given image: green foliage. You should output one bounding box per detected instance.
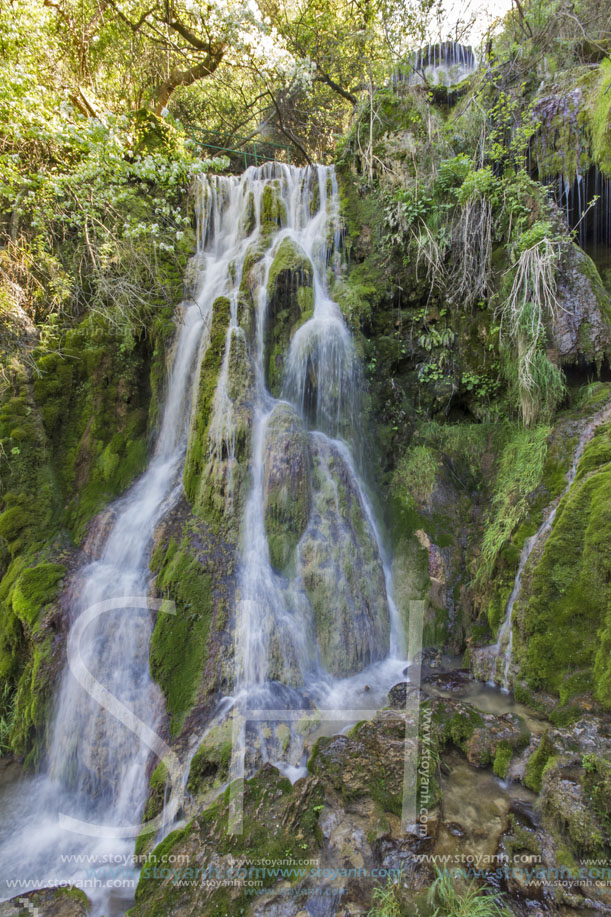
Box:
[368,878,403,917]
[454,166,500,206]
[392,444,440,511]
[427,868,512,917]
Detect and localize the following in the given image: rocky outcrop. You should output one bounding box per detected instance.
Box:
[552,244,611,366]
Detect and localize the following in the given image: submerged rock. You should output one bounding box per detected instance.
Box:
[298,436,390,677]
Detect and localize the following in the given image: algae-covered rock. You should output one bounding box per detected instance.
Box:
[260,182,287,239]
[265,237,314,395]
[541,759,608,856]
[298,436,390,676]
[262,403,311,573]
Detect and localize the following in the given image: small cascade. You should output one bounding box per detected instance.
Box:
[537,165,611,253]
[529,91,611,256]
[392,41,477,88]
[474,403,611,691]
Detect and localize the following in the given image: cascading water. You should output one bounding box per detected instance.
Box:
[0,163,407,913]
[392,42,477,88]
[217,163,406,779]
[0,172,258,914]
[473,402,611,692]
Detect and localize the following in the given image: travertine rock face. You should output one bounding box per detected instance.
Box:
[298,436,390,676]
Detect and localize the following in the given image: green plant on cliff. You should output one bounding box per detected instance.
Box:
[368,878,403,916]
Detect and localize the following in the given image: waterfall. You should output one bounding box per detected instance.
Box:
[0,169,254,913]
[392,42,477,89]
[0,163,406,913]
[474,403,611,692]
[218,164,405,778]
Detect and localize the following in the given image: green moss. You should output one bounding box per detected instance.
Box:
[260,183,287,238]
[432,703,485,756]
[585,59,611,175]
[186,720,233,796]
[493,741,513,779]
[582,754,611,836]
[524,731,554,793]
[9,633,54,763]
[149,538,213,736]
[11,563,65,628]
[515,422,611,706]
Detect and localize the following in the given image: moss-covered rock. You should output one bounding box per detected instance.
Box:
[262,403,311,573]
[260,182,287,239]
[130,763,324,917]
[183,297,253,538]
[553,244,611,366]
[186,719,233,799]
[540,759,609,857]
[264,237,313,395]
[514,418,611,708]
[11,562,65,629]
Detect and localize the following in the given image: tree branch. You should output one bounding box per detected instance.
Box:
[314,68,358,104]
[155,49,225,113]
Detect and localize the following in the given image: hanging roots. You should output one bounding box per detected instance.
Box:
[498,238,566,425]
[449,195,494,310]
[411,222,447,297]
